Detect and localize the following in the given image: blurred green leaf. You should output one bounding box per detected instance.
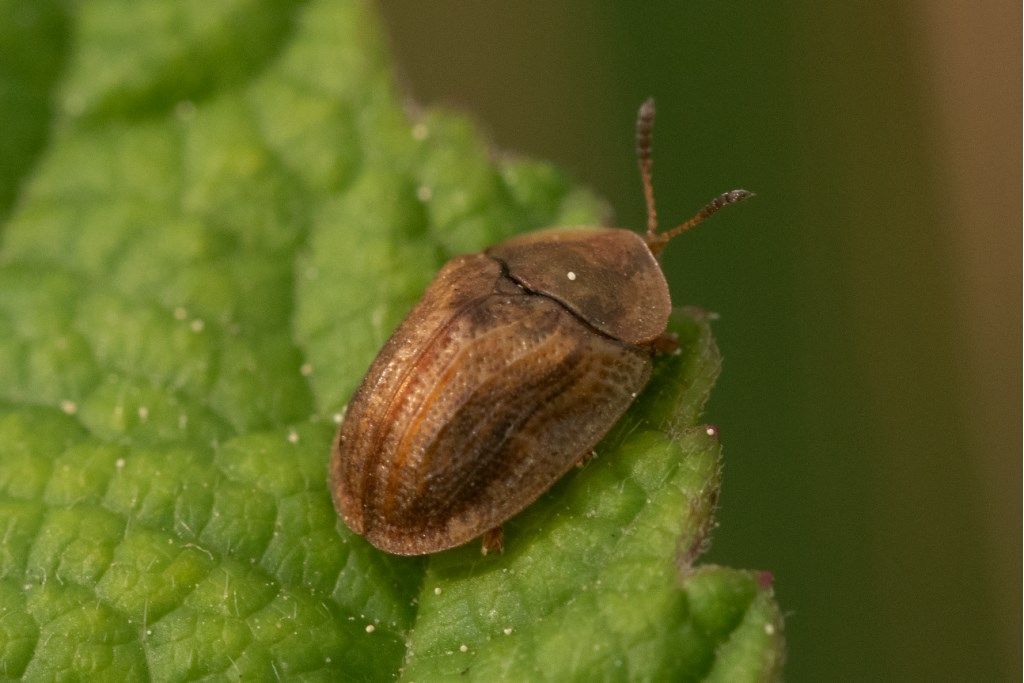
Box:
[0,0,782,679]
[0,0,69,221]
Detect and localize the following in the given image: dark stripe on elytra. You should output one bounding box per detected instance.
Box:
[374,296,555,526]
[374,301,570,527]
[414,332,587,527]
[358,272,507,527]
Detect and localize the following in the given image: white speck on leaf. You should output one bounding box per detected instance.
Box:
[60,400,77,415]
[567,271,576,281]
[371,306,385,337]
[174,100,196,121]
[190,319,205,333]
[365,624,375,633]
[63,93,84,116]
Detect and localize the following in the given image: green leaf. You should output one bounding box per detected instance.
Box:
[0,1,784,680]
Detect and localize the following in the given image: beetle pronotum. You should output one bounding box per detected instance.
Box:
[331,99,750,555]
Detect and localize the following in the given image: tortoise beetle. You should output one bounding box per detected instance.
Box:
[331,99,750,555]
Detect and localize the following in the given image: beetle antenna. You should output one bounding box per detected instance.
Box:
[647,189,754,256]
[635,98,658,239]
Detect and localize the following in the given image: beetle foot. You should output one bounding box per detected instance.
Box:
[575,449,598,468]
[481,526,504,555]
[650,332,679,355]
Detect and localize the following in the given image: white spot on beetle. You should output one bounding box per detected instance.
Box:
[566,271,576,281]
[60,400,77,415]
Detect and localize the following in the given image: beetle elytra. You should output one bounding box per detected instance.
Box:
[331,99,750,555]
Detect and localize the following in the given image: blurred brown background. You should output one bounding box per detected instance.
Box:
[380,2,1020,680]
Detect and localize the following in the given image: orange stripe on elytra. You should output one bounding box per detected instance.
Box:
[358,270,499,530]
[380,298,552,517]
[425,338,585,521]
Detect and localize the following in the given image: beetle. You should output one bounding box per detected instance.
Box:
[330,99,750,555]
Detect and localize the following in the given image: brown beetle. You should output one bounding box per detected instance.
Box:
[331,99,750,555]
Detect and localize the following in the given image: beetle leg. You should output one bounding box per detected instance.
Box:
[575,449,598,468]
[481,527,504,555]
[650,332,679,355]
